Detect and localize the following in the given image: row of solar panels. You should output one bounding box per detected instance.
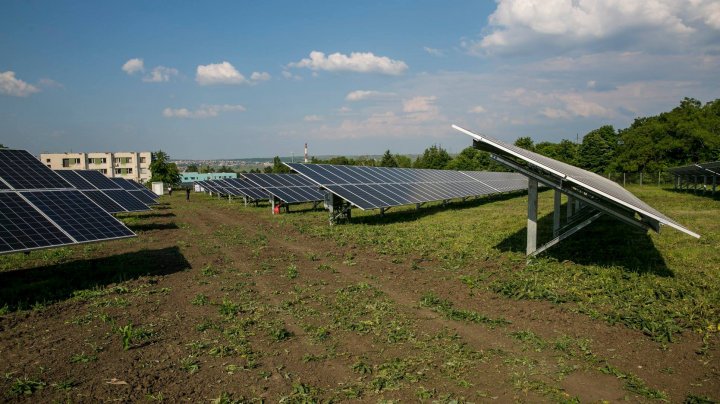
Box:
[669,161,720,177]
[196,168,529,211]
[0,149,160,255]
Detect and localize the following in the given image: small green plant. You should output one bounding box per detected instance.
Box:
[52,379,77,391]
[192,294,209,306]
[218,298,239,317]
[270,326,293,342]
[286,264,298,279]
[180,356,200,374]
[70,352,97,363]
[116,323,152,350]
[9,377,46,396]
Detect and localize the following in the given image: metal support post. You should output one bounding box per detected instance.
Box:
[243,196,248,206]
[553,190,561,237]
[527,178,538,255]
[713,175,717,196]
[567,195,574,219]
[703,176,707,194]
[270,195,276,215]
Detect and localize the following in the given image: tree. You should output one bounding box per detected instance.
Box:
[414,145,451,169]
[578,130,614,173]
[186,164,199,172]
[0,144,6,149]
[514,137,535,151]
[379,150,398,167]
[272,156,290,173]
[395,154,412,168]
[149,151,181,185]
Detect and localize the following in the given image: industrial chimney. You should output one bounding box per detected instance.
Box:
[304,143,308,163]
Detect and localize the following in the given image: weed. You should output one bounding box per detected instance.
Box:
[286,264,298,279]
[270,326,293,342]
[192,293,209,306]
[9,377,45,396]
[116,323,153,350]
[180,356,200,374]
[420,292,510,328]
[52,379,77,390]
[218,297,239,318]
[70,352,97,364]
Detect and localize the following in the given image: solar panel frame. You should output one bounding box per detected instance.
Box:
[452,124,699,238]
[75,170,124,190]
[101,189,151,212]
[223,178,270,200]
[80,190,126,214]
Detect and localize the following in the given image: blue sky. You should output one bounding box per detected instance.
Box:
[2,1,719,159]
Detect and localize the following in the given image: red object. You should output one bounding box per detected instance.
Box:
[273,204,281,214]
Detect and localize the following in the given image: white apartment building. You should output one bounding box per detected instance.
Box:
[40,151,153,183]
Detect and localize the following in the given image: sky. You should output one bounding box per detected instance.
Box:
[1,1,719,159]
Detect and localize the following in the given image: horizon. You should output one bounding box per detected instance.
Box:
[2,1,719,159]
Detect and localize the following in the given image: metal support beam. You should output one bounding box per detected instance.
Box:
[553,189,561,237]
[527,178,538,255]
[529,211,603,257]
[270,195,276,215]
[567,195,574,219]
[243,196,248,206]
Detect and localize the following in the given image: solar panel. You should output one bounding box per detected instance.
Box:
[102,189,150,212]
[22,190,135,242]
[0,149,72,190]
[285,163,526,210]
[0,192,74,253]
[223,178,269,200]
[110,177,136,190]
[55,170,95,190]
[81,190,126,214]
[241,173,325,204]
[452,124,699,239]
[75,170,123,190]
[125,180,159,201]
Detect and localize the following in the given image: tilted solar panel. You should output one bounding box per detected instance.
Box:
[452,124,699,238]
[241,173,325,203]
[102,190,150,212]
[223,178,269,200]
[22,190,135,242]
[0,149,72,190]
[81,190,126,214]
[125,180,159,201]
[127,189,157,205]
[285,163,526,210]
[110,177,136,190]
[0,192,74,253]
[55,170,95,190]
[75,170,122,190]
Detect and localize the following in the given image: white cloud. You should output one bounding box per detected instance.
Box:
[403,96,437,113]
[0,71,39,97]
[122,58,144,74]
[470,0,720,55]
[38,78,63,88]
[423,46,444,56]
[143,66,179,82]
[468,105,486,113]
[303,115,323,122]
[163,104,246,119]
[250,71,271,81]
[196,61,248,85]
[289,51,408,75]
[345,90,396,101]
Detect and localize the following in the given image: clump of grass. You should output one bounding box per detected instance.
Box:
[420,292,510,328]
[286,264,298,279]
[192,293,209,306]
[115,323,153,350]
[270,326,293,342]
[218,298,239,318]
[180,356,200,374]
[8,377,46,397]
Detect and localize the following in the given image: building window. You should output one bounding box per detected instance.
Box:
[98,169,107,174]
[140,156,147,163]
[46,159,50,163]
[114,157,132,165]
[62,158,80,167]
[115,168,133,175]
[88,157,106,165]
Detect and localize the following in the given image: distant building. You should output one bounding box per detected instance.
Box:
[181,172,237,184]
[40,151,152,183]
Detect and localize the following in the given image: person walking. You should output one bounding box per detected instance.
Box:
[168,186,173,196]
[185,187,190,201]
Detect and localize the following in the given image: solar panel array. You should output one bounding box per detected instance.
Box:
[197,179,269,201]
[55,170,151,213]
[241,173,325,203]
[669,161,720,177]
[110,177,159,205]
[285,163,528,210]
[0,149,135,254]
[452,124,699,238]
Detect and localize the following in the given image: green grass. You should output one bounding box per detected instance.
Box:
[278,186,720,343]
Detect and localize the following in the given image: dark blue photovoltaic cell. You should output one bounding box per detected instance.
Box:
[240,173,324,203]
[0,149,72,190]
[75,170,122,190]
[110,178,137,191]
[22,190,134,242]
[125,180,158,201]
[55,170,95,190]
[0,192,74,253]
[286,163,526,210]
[102,190,150,212]
[128,190,157,205]
[223,178,269,200]
[81,190,126,214]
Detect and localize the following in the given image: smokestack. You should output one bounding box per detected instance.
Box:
[304,143,308,163]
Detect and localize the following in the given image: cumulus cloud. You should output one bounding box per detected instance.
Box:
[196,61,248,85]
[303,115,323,122]
[289,51,408,75]
[38,78,63,88]
[122,58,144,74]
[250,71,271,81]
[0,71,40,97]
[163,104,246,119]
[345,90,396,101]
[403,96,437,113]
[143,66,179,82]
[469,0,720,55]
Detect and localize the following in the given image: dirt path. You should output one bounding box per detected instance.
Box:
[0,194,716,402]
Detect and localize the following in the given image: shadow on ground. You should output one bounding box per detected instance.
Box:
[495,206,671,276]
[127,222,179,232]
[0,246,191,311]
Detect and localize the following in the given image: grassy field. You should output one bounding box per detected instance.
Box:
[0,185,717,402]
